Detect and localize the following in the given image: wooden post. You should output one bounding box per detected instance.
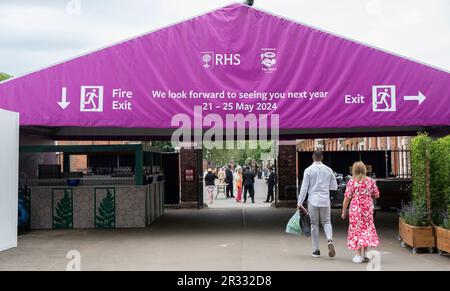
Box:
[135,147,143,185]
[63,153,71,173]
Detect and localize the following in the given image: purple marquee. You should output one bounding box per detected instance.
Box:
[0,3,449,131]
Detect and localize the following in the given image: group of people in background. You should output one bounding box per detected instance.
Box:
[204,164,276,205]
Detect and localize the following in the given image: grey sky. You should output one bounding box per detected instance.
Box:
[0,0,449,76]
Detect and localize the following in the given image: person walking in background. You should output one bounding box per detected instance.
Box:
[243,166,255,203]
[218,167,225,185]
[265,167,276,203]
[235,167,243,202]
[342,161,380,264]
[204,168,218,205]
[298,150,338,258]
[225,164,234,199]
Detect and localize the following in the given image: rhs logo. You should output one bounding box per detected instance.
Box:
[201,52,214,68]
[201,51,241,69]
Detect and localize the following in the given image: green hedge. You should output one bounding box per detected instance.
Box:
[430,135,450,225]
[410,133,450,227]
[408,133,432,226]
[411,134,431,203]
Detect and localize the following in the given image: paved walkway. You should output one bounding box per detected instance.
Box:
[0,206,448,271]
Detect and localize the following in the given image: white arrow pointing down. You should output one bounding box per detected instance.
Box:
[404,91,426,105]
[58,87,70,109]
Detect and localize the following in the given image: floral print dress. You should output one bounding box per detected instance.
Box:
[344,177,380,250]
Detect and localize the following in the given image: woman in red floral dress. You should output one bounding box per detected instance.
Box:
[342,161,380,263]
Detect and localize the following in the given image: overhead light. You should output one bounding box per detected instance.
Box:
[244,0,254,6]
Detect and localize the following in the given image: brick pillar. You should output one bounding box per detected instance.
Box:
[277,142,298,206]
[180,147,202,208]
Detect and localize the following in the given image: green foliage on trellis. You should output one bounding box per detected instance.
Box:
[410,133,450,226]
[411,133,431,205]
[430,135,450,225]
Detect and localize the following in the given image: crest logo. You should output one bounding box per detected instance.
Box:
[261,48,277,73]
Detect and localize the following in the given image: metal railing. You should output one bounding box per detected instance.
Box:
[389,148,411,179]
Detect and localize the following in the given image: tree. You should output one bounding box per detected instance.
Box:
[0,72,12,82]
[203,141,274,168]
[151,141,175,152]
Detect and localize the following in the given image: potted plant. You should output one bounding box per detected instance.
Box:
[435,208,450,256]
[398,200,435,254]
[398,133,435,254]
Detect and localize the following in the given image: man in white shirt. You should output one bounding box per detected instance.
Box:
[298,150,338,258]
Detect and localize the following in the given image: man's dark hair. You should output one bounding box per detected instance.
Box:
[312,150,323,161]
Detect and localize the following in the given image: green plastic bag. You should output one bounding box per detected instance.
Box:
[286,210,301,235]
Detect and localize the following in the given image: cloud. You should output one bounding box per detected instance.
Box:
[0,0,234,75]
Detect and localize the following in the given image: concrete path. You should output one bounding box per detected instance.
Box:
[0,206,449,271]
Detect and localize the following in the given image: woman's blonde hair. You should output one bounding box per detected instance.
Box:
[352,161,367,180]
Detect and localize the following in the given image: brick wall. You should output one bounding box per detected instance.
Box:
[70,155,87,172]
[180,148,202,207]
[297,139,315,151]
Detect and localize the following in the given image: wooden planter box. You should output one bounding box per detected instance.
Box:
[435,226,450,255]
[399,218,435,253]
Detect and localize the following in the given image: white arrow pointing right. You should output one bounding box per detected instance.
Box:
[404,91,426,105]
[58,87,70,109]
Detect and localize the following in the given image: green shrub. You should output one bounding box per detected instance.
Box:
[442,218,450,230]
[408,133,450,227]
[399,199,429,227]
[411,133,431,203]
[440,205,450,230]
[409,133,432,225]
[430,135,450,224]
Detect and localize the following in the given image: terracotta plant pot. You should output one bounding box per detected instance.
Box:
[398,218,435,254]
[435,225,450,256]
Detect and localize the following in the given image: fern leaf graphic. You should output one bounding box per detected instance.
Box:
[95,189,115,228]
[53,189,73,229]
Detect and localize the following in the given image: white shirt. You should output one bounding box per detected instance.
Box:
[297,162,338,208]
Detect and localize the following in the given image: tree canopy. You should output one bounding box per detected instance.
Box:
[0,72,12,82]
[203,141,274,167]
